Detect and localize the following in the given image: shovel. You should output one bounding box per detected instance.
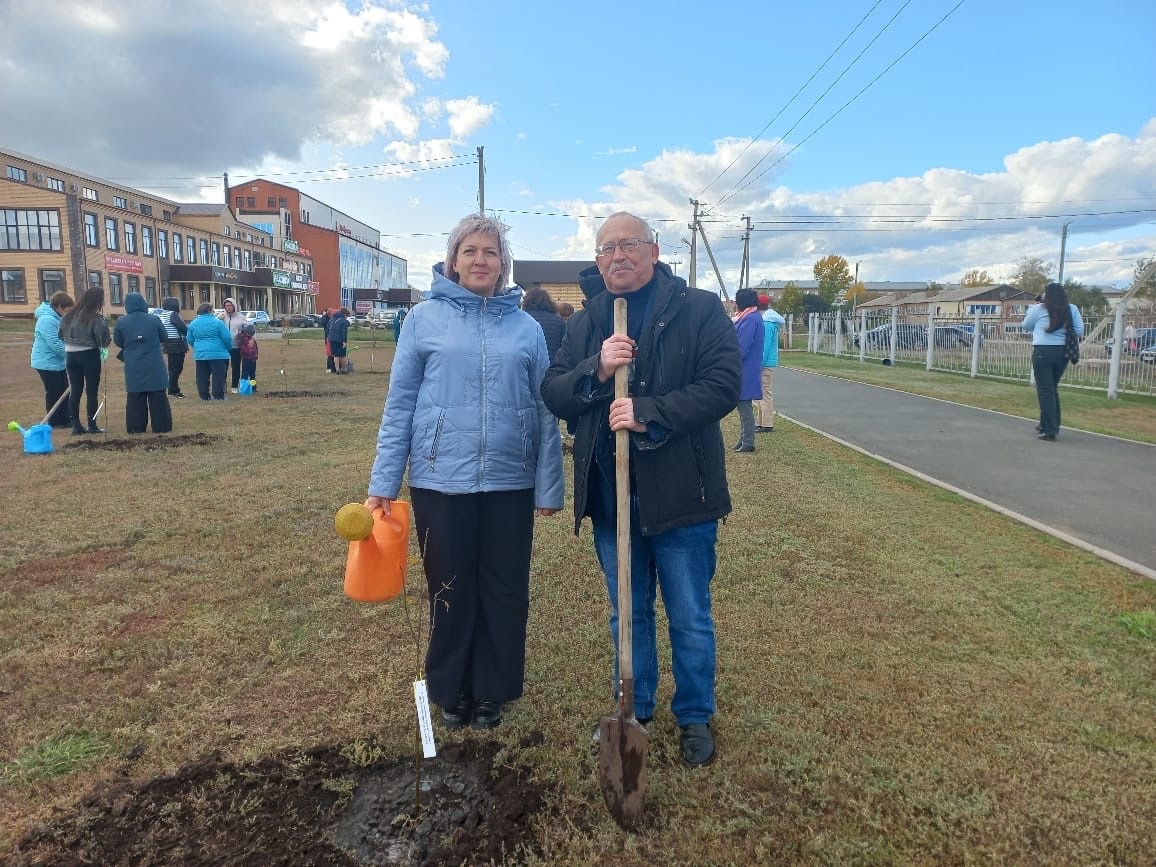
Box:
[597,297,648,830]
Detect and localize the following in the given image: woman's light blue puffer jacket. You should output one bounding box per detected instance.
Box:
[369,265,564,509]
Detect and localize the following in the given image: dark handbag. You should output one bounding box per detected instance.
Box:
[163,335,188,354]
[1064,323,1080,365]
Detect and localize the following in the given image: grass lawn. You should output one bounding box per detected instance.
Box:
[1,333,1154,863]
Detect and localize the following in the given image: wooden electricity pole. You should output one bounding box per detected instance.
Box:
[477,146,485,214]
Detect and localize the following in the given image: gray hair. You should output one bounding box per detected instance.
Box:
[599,211,655,243]
[445,214,512,291]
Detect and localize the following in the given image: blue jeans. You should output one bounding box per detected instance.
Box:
[592,511,718,725]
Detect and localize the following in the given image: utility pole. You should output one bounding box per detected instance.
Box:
[1056,221,1070,286]
[688,198,700,288]
[477,146,485,214]
[739,215,751,291]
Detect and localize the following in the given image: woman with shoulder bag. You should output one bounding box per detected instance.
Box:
[159,296,189,398]
[1020,283,1083,441]
[58,286,112,435]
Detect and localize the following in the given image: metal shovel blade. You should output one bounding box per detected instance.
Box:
[597,712,648,830]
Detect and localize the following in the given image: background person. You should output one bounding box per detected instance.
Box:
[732,288,765,453]
[59,286,112,435]
[31,291,74,428]
[114,292,172,434]
[159,296,189,398]
[392,306,407,343]
[756,294,786,432]
[1021,282,1083,441]
[365,214,564,732]
[187,302,233,400]
[237,323,259,386]
[327,308,351,373]
[521,286,567,362]
[321,308,336,372]
[541,211,741,767]
[217,298,249,392]
[556,301,575,325]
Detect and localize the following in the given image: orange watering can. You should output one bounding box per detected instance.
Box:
[344,502,410,603]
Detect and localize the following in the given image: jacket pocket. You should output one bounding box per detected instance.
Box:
[427,411,446,469]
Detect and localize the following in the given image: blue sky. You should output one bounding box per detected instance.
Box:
[3,0,1154,292]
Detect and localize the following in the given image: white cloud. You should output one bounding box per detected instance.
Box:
[445,96,495,139]
[595,146,638,157]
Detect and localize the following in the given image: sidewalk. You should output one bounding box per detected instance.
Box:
[774,367,1156,579]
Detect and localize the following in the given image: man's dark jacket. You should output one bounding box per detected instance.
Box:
[542,261,740,537]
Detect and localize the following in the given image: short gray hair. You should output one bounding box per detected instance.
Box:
[445,214,512,291]
[599,211,655,243]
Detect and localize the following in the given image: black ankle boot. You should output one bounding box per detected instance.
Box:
[471,700,502,730]
[441,693,473,729]
[87,423,105,434]
[72,424,87,436]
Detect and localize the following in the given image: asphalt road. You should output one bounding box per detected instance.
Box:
[774,366,1156,578]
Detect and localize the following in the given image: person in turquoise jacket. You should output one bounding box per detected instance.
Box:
[31,292,74,427]
[1020,282,1084,441]
[365,214,564,732]
[185,303,234,400]
[757,294,786,432]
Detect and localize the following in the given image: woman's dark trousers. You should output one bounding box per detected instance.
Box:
[1032,344,1069,437]
[126,391,173,433]
[66,348,102,429]
[228,348,242,389]
[195,359,228,400]
[167,350,187,395]
[37,368,71,427]
[410,487,535,710]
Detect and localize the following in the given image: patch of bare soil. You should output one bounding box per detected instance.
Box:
[262,390,348,398]
[10,736,547,867]
[64,433,222,452]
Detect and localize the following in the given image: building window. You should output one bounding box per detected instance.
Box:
[104,217,118,251]
[108,273,123,305]
[200,284,211,303]
[48,177,65,192]
[145,276,157,304]
[224,226,231,237]
[84,212,98,246]
[243,249,252,271]
[113,195,127,209]
[88,270,102,290]
[127,275,140,298]
[246,197,255,208]
[124,221,137,254]
[267,196,276,208]
[211,241,220,265]
[0,209,62,251]
[157,229,167,259]
[139,203,152,216]
[235,196,244,210]
[244,232,252,242]
[199,239,208,264]
[233,246,241,269]
[222,245,231,268]
[278,197,288,208]
[82,187,98,201]
[1,269,26,303]
[6,166,28,182]
[40,269,66,301]
[141,225,153,257]
[188,236,195,264]
[162,210,171,221]
[172,232,182,262]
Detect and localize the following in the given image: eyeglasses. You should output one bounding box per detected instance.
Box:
[594,238,652,258]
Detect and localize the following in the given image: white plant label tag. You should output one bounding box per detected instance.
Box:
[413,679,437,758]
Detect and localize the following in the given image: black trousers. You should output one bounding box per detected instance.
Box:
[126,391,173,434]
[195,359,228,400]
[36,368,71,427]
[1032,344,1069,437]
[166,351,186,395]
[410,487,536,709]
[66,348,102,428]
[228,348,242,389]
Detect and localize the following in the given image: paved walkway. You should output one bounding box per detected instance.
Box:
[774,367,1156,580]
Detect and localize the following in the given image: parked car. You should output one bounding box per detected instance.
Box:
[932,325,980,348]
[1139,345,1156,365]
[1105,327,1156,358]
[240,310,271,328]
[855,323,927,351]
[281,313,321,328]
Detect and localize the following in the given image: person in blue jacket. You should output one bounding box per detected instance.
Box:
[113,292,172,433]
[185,302,234,400]
[1021,282,1084,441]
[31,292,74,428]
[732,288,765,452]
[365,214,564,732]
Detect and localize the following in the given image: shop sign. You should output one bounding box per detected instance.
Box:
[298,247,311,257]
[355,301,372,312]
[212,268,241,282]
[307,281,319,296]
[272,270,291,288]
[105,253,143,273]
[336,223,353,236]
[283,239,299,254]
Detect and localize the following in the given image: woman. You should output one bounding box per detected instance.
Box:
[327,308,351,374]
[114,292,172,433]
[31,291,74,428]
[159,296,189,398]
[732,287,765,452]
[218,298,249,392]
[365,214,564,731]
[1021,282,1083,441]
[58,287,112,435]
[521,287,567,362]
[186,302,234,400]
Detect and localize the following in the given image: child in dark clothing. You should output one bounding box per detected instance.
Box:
[238,323,259,388]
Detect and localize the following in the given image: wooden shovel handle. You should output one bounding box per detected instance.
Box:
[38,386,71,427]
[613,298,634,716]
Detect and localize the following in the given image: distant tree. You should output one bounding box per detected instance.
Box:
[961,269,994,287]
[1063,279,1108,315]
[813,255,853,305]
[780,282,804,317]
[845,281,876,308]
[801,292,831,316]
[926,281,945,294]
[1135,257,1156,299]
[1012,256,1052,296]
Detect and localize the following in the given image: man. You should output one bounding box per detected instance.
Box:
[756,294,786,432]
[542,212,740,767]
[732,288,765,452]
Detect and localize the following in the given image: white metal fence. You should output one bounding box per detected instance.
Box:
[806,308,1156,398]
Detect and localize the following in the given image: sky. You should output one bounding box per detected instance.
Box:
[3,0,1155,295]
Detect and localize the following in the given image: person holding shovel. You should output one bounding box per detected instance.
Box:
[59,286,112,435]
[365,214,564,732]
[542,212,740,767]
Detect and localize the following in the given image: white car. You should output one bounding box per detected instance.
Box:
[240,310,272,328]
